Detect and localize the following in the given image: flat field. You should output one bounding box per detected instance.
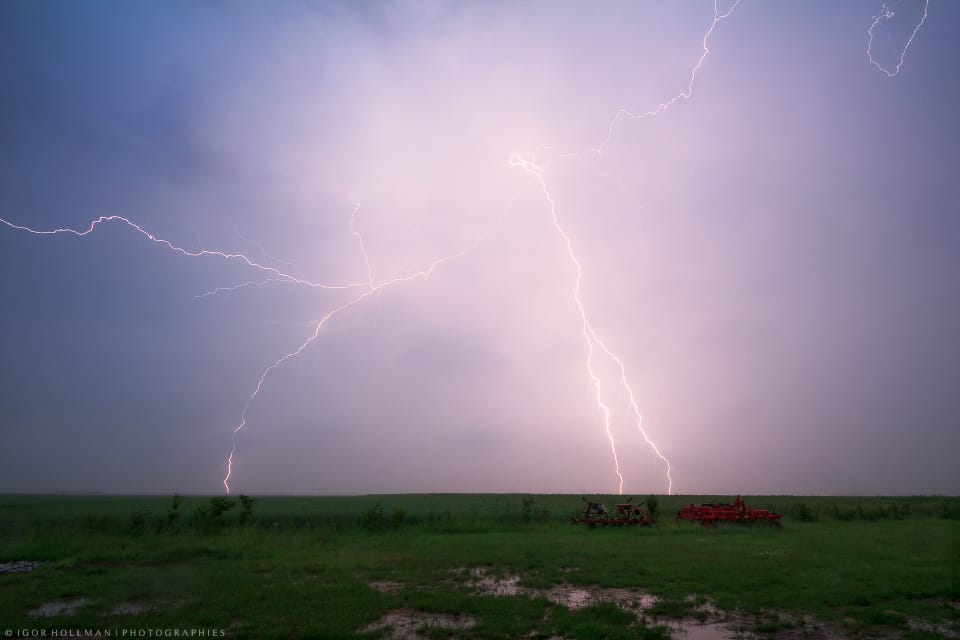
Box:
[0,494,956,639]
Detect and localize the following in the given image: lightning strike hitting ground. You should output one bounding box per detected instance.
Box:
[510,156,625,494]
[513,0,740,495]
[867,0,930,77]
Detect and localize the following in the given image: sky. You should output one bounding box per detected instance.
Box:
[0,0,957,496]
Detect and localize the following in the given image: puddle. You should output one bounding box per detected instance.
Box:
[0,561,44,574]
[544,584,656,613]
[464,567,657,613]
[359,609,476,639]
[465,568,521,596]
[458,568,850,640]
[907,617,957,638]
[108,599,186,616]
[110,602,157,616]
[28,598,92,618]
[666,621,739,640]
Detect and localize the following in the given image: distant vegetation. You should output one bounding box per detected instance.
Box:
[2,493,952,535]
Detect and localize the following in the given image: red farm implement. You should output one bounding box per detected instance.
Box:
[571,497,654,527]
[677,495,782,527]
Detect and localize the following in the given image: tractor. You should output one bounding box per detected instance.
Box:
[571,497,654,527]
[677,495,782,526]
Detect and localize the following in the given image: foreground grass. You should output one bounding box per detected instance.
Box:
[0,494,956,639]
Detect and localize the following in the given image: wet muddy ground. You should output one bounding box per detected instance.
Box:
[27,598,92,618]
[361,567,882,640]
[360,610,477,640]
[0,560,44,574]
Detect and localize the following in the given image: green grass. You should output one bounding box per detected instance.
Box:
[0,494,956,639]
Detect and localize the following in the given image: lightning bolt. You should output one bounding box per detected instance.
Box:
[509,156,625,494]
[350,204,376,289]
[222,249,468,493]
[535,0,740,165]
[0,208,496,493]
[222,208,506,493]
[235,230,308,281]
[513,0,740,495]
[867,0,929,77]
[2,0,930,496]
[194,278,287,300]
[0,214,364,291]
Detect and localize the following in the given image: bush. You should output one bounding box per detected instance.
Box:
[390,508,406,530]
[937,501,960,519]
[166,493,184,528]
[238,495,256,525]
[128,510,148,536]
[193,496,237,530]
[789,502,818,522]
[521,498,550,523]
[359,503,385,532]
[646,495,659,519]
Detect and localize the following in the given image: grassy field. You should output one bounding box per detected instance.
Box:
[0,494,956,639]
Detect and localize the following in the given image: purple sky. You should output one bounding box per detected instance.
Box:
[1,0,957,495]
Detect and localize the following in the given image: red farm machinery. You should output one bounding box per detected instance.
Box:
[571,497,654,527]
[677,495,782,527]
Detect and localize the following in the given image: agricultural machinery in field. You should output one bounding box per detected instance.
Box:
[676,495,782,526]
[571,497,654,527]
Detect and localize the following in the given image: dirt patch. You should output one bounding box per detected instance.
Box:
[107,599,186,616]
[28,598,92,618]
[368,580,403,593]
[0,561,44,574]
[359,609,476,639]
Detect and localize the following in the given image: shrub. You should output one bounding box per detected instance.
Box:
[238,495,256,525]
[789,502,818,522]
[166,493,184,528]
[128,510,148,536]
[937,501,960,519]
[193,496,237,530]
[390,508,406,530]
[521,498,550,523]
[646,495,659,519]
[521,498,535,523]
[208,496,237,518]
[359,503,385,532]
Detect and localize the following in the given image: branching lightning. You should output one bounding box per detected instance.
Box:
[195,278,287,300]
[350,205,376,289]
[0,215,363,291]
[512,0,740,495]
[535,0,740,165]
[235,230,308,280]
[509,156,625,494]
[867,0,929,77]
[0,209,493,493]
[1,0,932,495]
[222,239,482,493]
